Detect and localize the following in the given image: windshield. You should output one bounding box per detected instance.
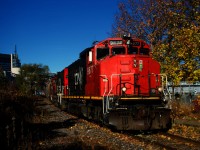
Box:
[112,47,125,55]
[128,47,138,54]
[140,48,149,55]
[97,47,109,60]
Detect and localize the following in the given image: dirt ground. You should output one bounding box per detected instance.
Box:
[1,95,199,149]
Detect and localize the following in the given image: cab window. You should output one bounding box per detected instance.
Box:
[112,47,125,55]
[139,48,149,55]
[128,47,138,54]
[97,47,109,60]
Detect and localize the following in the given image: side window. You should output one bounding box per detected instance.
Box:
[87,50,93,64]
[89,51,93,62]
[112,47,125,55]
[128,47,138,54]
[97,47,110,60]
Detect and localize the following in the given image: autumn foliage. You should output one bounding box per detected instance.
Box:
[112,0,200,85]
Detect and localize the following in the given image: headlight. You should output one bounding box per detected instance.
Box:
[151,88,156,93]
[158,87,163,92]
[122,87,127,92]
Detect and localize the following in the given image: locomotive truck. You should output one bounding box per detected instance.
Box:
[48,36,172,131]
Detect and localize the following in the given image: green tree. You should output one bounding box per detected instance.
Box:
[112,0,200,84]
[16,64,50,95]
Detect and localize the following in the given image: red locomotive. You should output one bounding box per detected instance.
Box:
[48,36,172,131]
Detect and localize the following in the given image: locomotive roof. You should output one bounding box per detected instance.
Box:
[79,46,93,58]
[79,37,149,58]
[97,37,146,42]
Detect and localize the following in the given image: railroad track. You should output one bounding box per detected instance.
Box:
[160,132,200,148]
[174,119,200,127]
[132,132,200,150]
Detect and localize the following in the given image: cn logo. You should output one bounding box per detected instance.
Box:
[74,67,83,89]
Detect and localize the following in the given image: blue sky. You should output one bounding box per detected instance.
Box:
[0,0,119,73]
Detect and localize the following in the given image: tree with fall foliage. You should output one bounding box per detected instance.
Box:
[112,0,200,85]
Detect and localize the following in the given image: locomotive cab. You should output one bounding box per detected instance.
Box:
[85,37,165,101]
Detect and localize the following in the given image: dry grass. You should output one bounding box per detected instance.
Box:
[169,99,200,120]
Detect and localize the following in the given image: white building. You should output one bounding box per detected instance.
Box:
[11,53,21,76]
[0,46,21,77]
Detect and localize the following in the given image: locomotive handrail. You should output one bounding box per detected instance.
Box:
[57,93,63,104]
[158,73,172,100]
[105,73,135,113]
[100,75,108,114]
[108,73,135,97]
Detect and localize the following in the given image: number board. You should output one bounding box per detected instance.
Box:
[109,40,123,45]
